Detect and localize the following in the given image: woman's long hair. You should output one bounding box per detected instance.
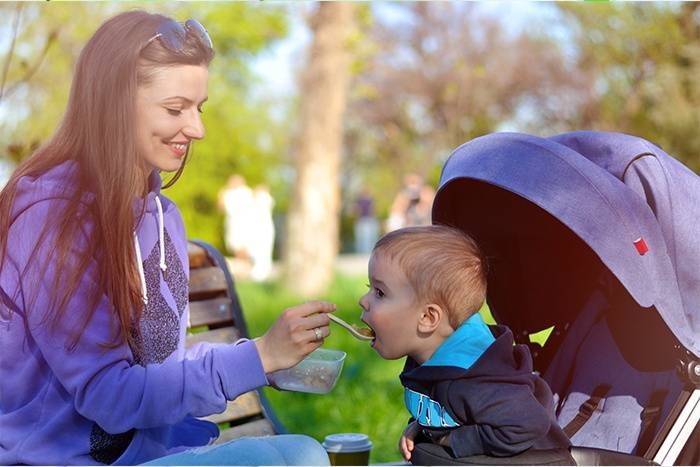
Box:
[0,11,214,348]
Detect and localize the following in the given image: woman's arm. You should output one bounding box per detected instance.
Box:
[11,203,267,434]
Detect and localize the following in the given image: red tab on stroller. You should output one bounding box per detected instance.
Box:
[634,237,649,255]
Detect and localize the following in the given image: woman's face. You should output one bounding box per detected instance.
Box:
[135,64,209,173]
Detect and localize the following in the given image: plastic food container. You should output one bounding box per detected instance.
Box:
[268,348,346,394]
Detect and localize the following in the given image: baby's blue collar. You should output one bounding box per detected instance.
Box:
[423,313,495,370]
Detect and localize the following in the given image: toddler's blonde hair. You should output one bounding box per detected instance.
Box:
[373,224,487,329]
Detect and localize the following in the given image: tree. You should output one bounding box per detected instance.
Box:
[554,2,700,172]
[342,3,578,218]
[282,2,357,296]
[0,2,98,163]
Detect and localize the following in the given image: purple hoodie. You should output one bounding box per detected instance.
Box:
[0,161,268,465]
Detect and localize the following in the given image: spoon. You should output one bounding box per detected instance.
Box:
[328,313,375,341]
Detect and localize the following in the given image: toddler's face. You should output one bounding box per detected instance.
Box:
[359,251,422,360]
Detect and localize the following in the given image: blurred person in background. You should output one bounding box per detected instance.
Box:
[248,184,275,281]
[353,186,379,254]
[386,173,435,232]
[218,173,254,260]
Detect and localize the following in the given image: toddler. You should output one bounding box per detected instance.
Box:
[359,225,570,461]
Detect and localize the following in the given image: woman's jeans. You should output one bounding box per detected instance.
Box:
[142,434,330,466]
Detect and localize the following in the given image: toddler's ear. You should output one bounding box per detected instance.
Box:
[417,304,444,333]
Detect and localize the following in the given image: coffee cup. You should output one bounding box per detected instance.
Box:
[322,433,372,465]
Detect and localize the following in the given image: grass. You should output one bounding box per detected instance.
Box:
[236,273,407,463]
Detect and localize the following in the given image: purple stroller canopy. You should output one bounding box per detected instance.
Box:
[433,131,699,358]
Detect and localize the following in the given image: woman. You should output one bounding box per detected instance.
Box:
[0,11,332,466]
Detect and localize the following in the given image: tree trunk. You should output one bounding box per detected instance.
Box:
[282,2,355,296]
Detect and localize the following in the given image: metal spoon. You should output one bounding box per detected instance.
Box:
[328,313,374,341]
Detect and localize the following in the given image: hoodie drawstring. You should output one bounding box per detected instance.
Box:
[155,196,167,272]
[134,195,167,305]
[134,234,148,305]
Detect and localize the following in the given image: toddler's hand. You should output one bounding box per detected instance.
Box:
[399,421,420,461]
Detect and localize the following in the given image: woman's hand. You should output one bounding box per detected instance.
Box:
[399,421,420,461]
[254,300,335,373]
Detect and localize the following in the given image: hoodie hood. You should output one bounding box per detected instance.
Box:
[10,161,88,223]
[10,161,171,308]
[11,161,166,234]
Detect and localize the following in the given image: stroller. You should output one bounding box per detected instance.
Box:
[416,131,699,465]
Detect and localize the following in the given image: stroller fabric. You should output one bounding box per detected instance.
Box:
[432,131,699,457]
[550,131,699,358]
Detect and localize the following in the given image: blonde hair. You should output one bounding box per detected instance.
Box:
[373,225,487,329]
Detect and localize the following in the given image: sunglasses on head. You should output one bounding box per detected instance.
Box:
[146,18,213,52]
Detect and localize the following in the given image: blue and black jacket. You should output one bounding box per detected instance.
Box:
[400,314,570,458]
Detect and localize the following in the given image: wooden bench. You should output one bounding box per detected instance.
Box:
[186,239,286,443]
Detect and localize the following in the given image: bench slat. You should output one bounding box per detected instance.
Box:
[189,297,234,328]
[203,391,264,425]
[188,242,209,269]
[186,327,241,347]
[186,240,284,439]
[189,267,228,299]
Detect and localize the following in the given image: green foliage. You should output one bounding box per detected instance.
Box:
[557,2,700,172]
[342,3,578,220]
[1,3,98,161]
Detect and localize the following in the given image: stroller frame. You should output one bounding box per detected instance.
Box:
[652,388,699,465]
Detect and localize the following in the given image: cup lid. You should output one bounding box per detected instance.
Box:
[322,433,372,453]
